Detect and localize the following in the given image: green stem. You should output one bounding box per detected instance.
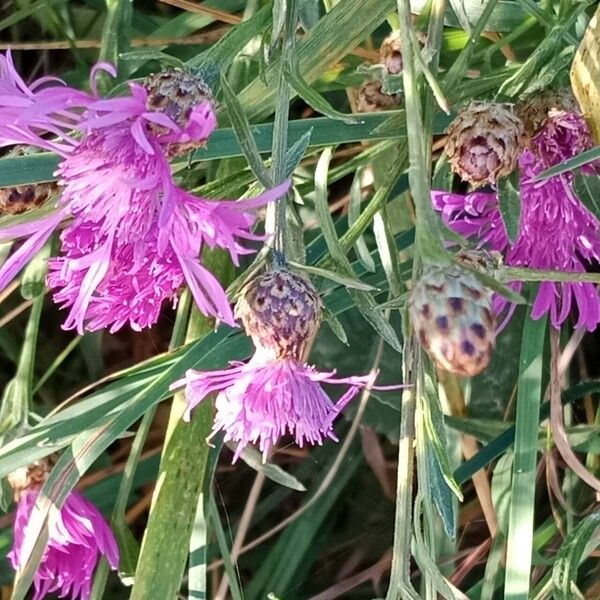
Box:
[130,252,234,600]
[89,292,192,599]
[268,0,297,266]
[386,335,418,600]
[395,0,447,266]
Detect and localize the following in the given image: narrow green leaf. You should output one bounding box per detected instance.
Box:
[284,129,312,178]
[348,171,376,273]
[289,261,378,291]
[422,373,463,501]
[119,50,185,68]
[189,4,272,71]
[572,172,600,220]
[283,61,362,125]
[504,302,547,600]
[234,444,306,491]
[99,0,133,89]
[237,0,397,121]
[322,306,348,345]
[314,148,401,351]
[426,443,457,539]
[552,512,600,600]
[220,72,273,188]
[0,0,63,32]
[534,146,600,182]
[188,493,209,600]
[497,171,521,243]
[207,496,244,600]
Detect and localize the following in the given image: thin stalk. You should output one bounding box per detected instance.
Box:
[395,0,447,264]
[89,292,192,600]
[266,0,297,266]
[131,252,234,600]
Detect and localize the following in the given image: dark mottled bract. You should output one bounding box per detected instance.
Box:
[144,68,215,155]
[445,102,525,187]
[236,269,322,360]
[0,146,57,214]
[409,266,496,377]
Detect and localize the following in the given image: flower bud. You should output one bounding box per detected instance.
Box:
[380,31,403,75]
[409,266,496,376]
[356,80,402,113]
[445,103,525,187]
[7,455,57,501]
[0,146,57,214]
[516,89,580,140]
[144,67,215,153]
[236,269,322,359]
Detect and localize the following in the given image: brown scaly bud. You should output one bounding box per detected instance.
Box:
[409,266,496,377]
[144,67,215,154]
[444,102,525,187]
[0,146,57,215]
[515,89,580,140]
[236,269,322,360]
[379,30,426,75]
[380,31,404,75]
[356,80,402,113]
[7,454,58,502]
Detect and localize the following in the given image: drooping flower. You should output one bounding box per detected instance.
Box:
[7,460,119,600]
[433,110,600,331]
[172,268,400,461]
[444,102,525,187]
[0,53,289,332]
[410,266,496,376]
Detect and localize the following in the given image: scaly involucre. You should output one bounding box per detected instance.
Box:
[433,110,600,330]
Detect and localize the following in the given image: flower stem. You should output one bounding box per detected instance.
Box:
[130,251,234,600]
[268,0,297,267]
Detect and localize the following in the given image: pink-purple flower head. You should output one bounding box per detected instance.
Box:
[9,487,119,600]
[0,54,290,332]
[433,110,600,331]
[172,269,402,462]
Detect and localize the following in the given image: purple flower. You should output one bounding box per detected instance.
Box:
[8,487,119,600]
[174,348,391,461]
[0,53,289,331]
[433,110,600,330]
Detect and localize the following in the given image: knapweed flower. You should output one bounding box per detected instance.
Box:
[444,102,525,187]
[410,266,496,376]
[7,459,119,600]
[0,53,289,331]
[172,268,400,461]
[433,109,600,331]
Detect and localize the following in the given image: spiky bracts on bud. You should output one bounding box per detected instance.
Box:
[144,67,215,154]
[445,103,525,187]
[410,266,496,376]
[236,268,322,359]
[515,89,580,140]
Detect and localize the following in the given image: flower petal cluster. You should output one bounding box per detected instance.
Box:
[173,269,401,461]
[0,53,288,331]
[434,110,600,330]
[9,487,119,600]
